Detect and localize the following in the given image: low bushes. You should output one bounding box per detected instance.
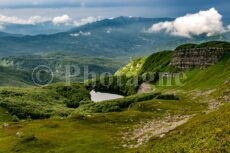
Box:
[156,94,179,100]
[85,74,159,96]
[77,92,161,113]
[85,76,142,96]
[45,83,91,108]
[0,83,91,119]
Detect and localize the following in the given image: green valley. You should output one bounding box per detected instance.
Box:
[0,41,229,153]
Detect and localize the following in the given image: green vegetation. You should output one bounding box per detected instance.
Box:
[175,41,230,50]
[140,50,177,73]
[0,41,230,153]
[115,57,146,77]
[138,104,230,153]
[45,83,91,108]
[86,75,144,96]
[77,92,161,113]
[0,107,12,123]
[115,51,176,78]
[154,50,230,90]
[0,92,207,153]
[0,83,90,119]
[129,97,207,116]
[183,52,230,89]
[0,52,124,85]
[0,66,33,86]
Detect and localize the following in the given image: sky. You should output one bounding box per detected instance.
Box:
[0,0,229,20]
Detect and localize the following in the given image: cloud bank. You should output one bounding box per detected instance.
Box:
[148,8,229,38]
[52,15,72,25]
[0,14,49,25]
[74,16,102,27]
[70,31,91,37]
[0,14,101,28]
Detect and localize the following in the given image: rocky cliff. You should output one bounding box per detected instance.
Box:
[170,47,229,69]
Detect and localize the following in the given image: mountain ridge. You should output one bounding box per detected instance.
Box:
[0,16,229,57]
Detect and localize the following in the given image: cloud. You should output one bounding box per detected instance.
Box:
[74,16,102,26]
[0,14,101,28]
[0,14,49,25]
[52,15,72,25]
[70,31,91,37]
[148,8,228,38]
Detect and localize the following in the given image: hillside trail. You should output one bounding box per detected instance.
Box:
[122,115,193,148]
[122,88,224,148]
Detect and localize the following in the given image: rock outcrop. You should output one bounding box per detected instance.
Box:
[170,47,228,69]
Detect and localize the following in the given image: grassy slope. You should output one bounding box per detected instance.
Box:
[155,51,230,90]
[115,57,146,77]
[115,51,175,77]
[183,52,230,89]
[0,96,206,153]
[140,51,175,73]
[137,104,230,153]
[0,66,33,87]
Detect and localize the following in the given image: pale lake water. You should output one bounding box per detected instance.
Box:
[90,90,124,102]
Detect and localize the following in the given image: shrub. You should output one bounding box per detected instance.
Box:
[0,83,91,119]
[85,74,160,96]
[77,92,161,113]
[12,115,20,122]
[156,94,179,100]
[46,83,91,108]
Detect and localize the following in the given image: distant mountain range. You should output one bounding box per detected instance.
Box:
[0,16,230,58]
[0,21,75,36]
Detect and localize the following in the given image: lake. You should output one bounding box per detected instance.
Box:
[90,90,124,102]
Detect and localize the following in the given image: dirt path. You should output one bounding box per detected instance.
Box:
[122,115,193,148]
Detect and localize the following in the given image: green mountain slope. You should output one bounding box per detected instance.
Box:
[0,66,33,86]
[0,53,125,84]
[0,17,229,57]
[137,103,230,152]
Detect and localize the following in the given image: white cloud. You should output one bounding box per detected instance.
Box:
[148,8,228,38]
[74,16,102,26]
[0,14,49,25]
[0,14,101,27]
[52,15,72,25]
[70,31,91,37]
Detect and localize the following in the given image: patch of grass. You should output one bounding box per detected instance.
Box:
[140,50,177,73]
[115,57,147,77]
[129,97,207,116]
[0,119,127,153]
[0,107,12,123]
[175,41,230,50]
